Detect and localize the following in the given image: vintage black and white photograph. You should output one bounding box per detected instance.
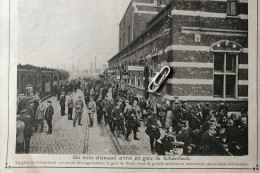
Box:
[15,0,249,157]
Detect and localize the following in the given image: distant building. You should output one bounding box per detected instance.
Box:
[119,0,171,51]
[108,0,248,111]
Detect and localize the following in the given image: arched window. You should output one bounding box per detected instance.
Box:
[211,40,243,98]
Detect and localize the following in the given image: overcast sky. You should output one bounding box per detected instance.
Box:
[17,0,131,70]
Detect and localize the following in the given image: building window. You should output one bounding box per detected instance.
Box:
[46,76,51,83]
[152,56,158,66]
[227,0,238,16]
[213,53,238,98]
[155,0,161,6]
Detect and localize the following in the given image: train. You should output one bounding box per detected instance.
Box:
[17,64,69,96]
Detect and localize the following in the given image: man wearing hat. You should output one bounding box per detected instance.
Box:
[102,95,110,125]
[60,92,66,116]
[125,106,140,141]
[35,100,45,133]
[172,100,181,132]
[67,94,74,120]
[86,95,96,127]
[18,109,34,153]
[96,96,103,124]
[16,115,25,153]
[176,121,191,154]
[45,100,54,135]
[17,94,27,114]
[225,119,239,144]
[73,96,84,127]
[201,124,221,155]
[202,103,211,123]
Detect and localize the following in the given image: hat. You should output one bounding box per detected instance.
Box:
[47,100,52,103]
[21,109,28,113]
[174,100,180,104]
[180,121,189,128]
[227,119,234,126]
[118,99,123,102]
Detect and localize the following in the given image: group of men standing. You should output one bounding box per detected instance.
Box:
[16,93,54,153]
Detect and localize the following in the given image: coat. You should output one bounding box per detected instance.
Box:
[101,99,110,112]
[87,100,96,113]
[35,105,46,120]
[75,100,84,113]
[18,115,34,137]
[25,104,35,118]
[60,96,66,106]
[126,108,138,127]
[145,115,160,138]
[16,120,25,143]
[45,105,54,121]
[67,97,74,108]
[165,110,174,128]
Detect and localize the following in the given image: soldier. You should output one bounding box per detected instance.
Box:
[87,96,96,127]
[67,94,74,120]
[16,115,25,153]
[25,102,35,118]
[17,94,27,114]
[33,93,40,116]
[172,100,181,133]
[132,98,141,128]
[160,98,169,129]
[111,103,123,136]
[176,121,191,155]
[45,100,54,135]
[73,96,84,127]
[60,92,66,116]
[96,96,103,124]
[125,106,139,141]
[201,124,222,155]
[145,108,160,154]
[102,95,110,125]
[35,100,45,133]
[225,119,239,144]
[18,109,34,153]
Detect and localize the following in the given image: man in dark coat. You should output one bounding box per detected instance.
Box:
[101,85,108,100]
[59,93,66,116]
[96,96,103,124]
[201,124,222,155]
[45,100,54,135]
[176,121,191,154]
[25,102,35,118]
[125,106,139,141]
[18,109,34,153]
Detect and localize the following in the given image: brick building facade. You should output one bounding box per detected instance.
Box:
[108,0,248,111]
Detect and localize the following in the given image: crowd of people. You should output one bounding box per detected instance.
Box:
[81,79,248,156]
[16,78,248,156]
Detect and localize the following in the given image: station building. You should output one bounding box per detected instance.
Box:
[108,0,248,111]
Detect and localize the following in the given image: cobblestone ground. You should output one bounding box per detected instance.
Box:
[30,90,117,155]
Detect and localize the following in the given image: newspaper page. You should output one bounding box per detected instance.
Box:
[0,0,259,173]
